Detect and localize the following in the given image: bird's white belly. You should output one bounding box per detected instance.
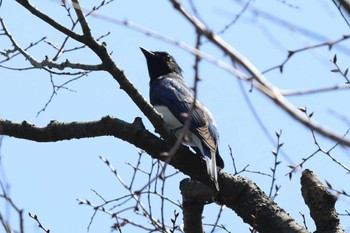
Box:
[155,105,201,148]
[155,105,183,129]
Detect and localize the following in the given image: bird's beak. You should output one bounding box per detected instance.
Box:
[140,47,155,58]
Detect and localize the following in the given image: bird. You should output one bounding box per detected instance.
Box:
[140,47,224,191]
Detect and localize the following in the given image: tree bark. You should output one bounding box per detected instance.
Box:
[180,179,213,233]
[0,117,309,233]
[301,169,345,233]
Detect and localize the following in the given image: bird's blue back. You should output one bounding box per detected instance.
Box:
[141,47,224,190]
[150,74,219,159]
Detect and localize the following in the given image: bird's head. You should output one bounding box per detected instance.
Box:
[140,47,182,80]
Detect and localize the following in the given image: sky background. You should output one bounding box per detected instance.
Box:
[1,0,350,232]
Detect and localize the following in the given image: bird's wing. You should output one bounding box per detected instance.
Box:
[151,77,218,154]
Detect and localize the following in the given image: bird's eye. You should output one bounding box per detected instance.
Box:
[165,55,172,61]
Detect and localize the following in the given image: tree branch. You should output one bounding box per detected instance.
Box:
[180,179,212,233]
[13,0,169,139]
[169,0,350,147]
[301,169,345,233]
[71,0,93,39]
[0,18,103,71]
[281,85,350,96]
[0,116,146,143]
[15,0,83,42]
[4,2,342,232]
[0,117,308,233]
[339,0,350,15]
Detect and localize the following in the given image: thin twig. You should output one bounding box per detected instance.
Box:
[268,130,283,199]
[262,35,350,75]
[28,212,50,233]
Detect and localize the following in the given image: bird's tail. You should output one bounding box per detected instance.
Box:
[205,150,219,191]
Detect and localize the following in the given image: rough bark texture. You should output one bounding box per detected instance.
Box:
[180,179,213,233]
[301,169,345,233]
[0,1,345,233]
[219,171,308,233]
[0,117,309,233]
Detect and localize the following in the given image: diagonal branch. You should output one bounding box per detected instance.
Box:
[15,0,83,43]
[339,0,350,15]
[72,0,93,39]
[169,0,350,147]
[14,0,169,139]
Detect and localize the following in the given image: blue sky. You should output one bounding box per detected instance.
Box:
[1,0,350,232]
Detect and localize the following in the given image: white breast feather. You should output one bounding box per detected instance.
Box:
[155,105,202,149]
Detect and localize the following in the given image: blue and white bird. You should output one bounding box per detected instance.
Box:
[140,47,224,191]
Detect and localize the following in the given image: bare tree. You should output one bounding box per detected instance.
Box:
[0,0,349,232]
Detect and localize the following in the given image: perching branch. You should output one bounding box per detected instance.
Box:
[2,1,347,232]
[0,118,308,233]
[0,116,146,143]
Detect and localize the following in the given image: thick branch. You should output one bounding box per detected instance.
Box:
[180,179,213,233]
[301,169,345,233]
[0,118,308,233]
[0,116,146,143]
